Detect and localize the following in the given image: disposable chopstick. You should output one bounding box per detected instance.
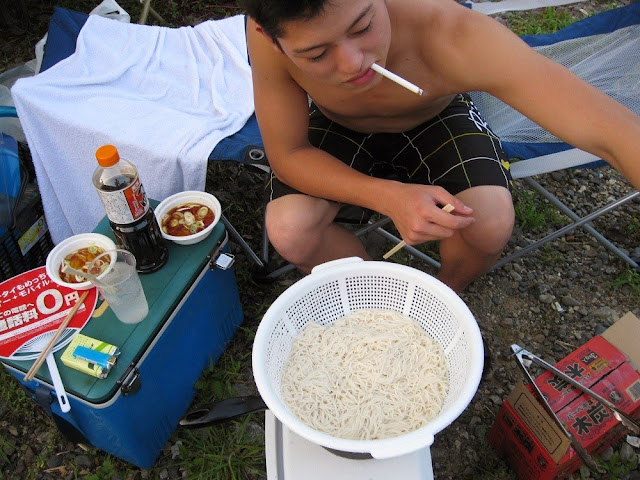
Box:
[92,299,109,318]
[371,63,424,96]
[23,290,89,381]
[382,203,455,260]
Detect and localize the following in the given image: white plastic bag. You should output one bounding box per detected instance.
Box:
[34,36,47,74]
[0,61,37,143]
[90,0,131,23]
[0,60,37,91]
[6,0,132,141]
[33,0,131,73]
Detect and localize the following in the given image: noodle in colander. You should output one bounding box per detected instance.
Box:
[280,309,449,440]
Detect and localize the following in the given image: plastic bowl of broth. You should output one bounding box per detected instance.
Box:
[46,233,117,290]
[155,191,221,246]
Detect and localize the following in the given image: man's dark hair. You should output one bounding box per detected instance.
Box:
[240,0,331,41]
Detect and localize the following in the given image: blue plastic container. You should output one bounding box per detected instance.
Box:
[0,108,23,235]
[0,106,53,282]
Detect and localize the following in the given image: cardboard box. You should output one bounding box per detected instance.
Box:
[488,312,640,480]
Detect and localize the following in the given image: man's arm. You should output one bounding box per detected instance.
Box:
[439,4,640,190]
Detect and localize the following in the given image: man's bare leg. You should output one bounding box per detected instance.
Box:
[266,194,371,273]
[437,186,514,292]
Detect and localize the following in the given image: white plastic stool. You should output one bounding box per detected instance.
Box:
[264,411,435,480]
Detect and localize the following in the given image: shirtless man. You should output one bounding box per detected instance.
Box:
[242,0,640,292]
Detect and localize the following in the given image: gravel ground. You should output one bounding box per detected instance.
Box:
[1,1,639,479]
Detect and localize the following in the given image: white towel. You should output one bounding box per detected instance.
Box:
[12,14,254,243]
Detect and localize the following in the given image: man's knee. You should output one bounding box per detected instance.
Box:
[479,213,514,255]
[266,204,306,259]
[467,199,514,255]
[265,195,336,263]
[457,187,515,256]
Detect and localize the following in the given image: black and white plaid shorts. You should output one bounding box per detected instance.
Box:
[266,93,511,203]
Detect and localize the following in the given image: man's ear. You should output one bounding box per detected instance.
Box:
[253,21,284,53]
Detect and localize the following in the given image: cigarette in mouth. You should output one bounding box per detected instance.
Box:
[371,63,424,96]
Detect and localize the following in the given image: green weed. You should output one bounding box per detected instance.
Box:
[0,434,14,463]
[146,0,244,25]
[506,7,577,35]
[623,210,640,235]
[203,359,244,397]
[25,428,63,480]
[535,242,568,266]
[0,369,41,420]
[82,456,119,480]
[593,450,637,479]
[178,415,266,480]
[514,189,566,232]
[611,269,640,299]
[506,2,625,36]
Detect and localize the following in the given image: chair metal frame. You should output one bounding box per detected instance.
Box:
[138,0,165,25]
[490,155,639,272]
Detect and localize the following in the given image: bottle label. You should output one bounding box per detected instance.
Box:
[97,177,149,224]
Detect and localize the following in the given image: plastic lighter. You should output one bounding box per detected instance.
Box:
[61,334,119,379]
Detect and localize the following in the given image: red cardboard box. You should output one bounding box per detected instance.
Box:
[488,312,640,480]
[536,336,626,412]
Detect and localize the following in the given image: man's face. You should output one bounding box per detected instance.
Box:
[275,0,392,91]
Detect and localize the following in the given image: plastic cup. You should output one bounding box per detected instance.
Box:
[88,249,149,324]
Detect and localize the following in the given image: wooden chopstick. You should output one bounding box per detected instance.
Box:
[92,299,109,318]
[23,290,89,381]
[382,203,455,260]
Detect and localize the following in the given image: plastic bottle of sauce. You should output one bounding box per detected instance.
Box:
[93,144,168,273]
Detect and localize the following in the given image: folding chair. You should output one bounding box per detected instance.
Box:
[12,7,264,254]
[468,1,640,271]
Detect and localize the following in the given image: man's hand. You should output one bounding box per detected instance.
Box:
[385,184,474,245]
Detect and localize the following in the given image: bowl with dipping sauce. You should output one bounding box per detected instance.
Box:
[46,233,117,290]
[155,191,221,246]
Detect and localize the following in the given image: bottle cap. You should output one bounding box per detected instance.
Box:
[96,145,120,167]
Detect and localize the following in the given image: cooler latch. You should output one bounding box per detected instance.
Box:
[117,363,141,396]
[213,253,235,270]
[207,234,235,271]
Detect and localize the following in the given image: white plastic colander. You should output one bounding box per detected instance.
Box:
[252,257,484,460]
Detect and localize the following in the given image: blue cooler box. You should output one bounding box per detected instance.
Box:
[1,214,243,468]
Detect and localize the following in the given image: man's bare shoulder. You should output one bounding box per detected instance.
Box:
[246,18,287,73]
[391,0,542,93]
[388,0,475,39]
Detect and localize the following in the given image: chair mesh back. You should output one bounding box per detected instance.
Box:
[470,23,640,155]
